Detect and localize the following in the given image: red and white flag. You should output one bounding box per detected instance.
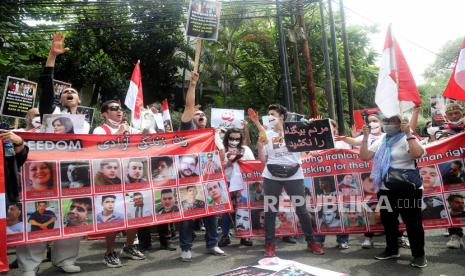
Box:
[375,26,421,118]
[125,60,144,128]
[443,37,465,100]
[162,99,173,132]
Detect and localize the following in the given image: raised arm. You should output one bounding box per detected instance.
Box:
[359,125,375,161]
[181,72,199,123]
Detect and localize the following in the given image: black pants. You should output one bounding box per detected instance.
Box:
[264,178,314,244]
[379,189,424,257]
[448,227,464,237]
[138,223,171,248]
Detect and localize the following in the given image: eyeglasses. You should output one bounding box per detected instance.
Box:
[229,137,240,141]
[108,106,122,112]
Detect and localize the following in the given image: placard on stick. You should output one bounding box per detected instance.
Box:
[53,80,72,106]
[284,119,335,152]
[1,76,37,118]
[186,0,222,41]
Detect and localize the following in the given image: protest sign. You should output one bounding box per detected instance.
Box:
[52,80,72,106]
[236,132,465,238]
[76,106,95,128]
[186,0,222,40]
[0,76,37,118]
[284,119,334,152]
[431,95,447,127]
[5,129,232,246]
[211,108,244,129]
[42,114,87,134]
[353,107,381,133]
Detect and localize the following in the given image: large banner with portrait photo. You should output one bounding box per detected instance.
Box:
[235,133,465,238]
[4,129,232,246]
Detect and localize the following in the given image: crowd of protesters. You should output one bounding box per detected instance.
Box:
[3,33,465,275]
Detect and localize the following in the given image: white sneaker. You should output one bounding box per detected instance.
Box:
[398,236,410,249]
[58,264,81,273]
[207,246,226,256]
[361,237,374,249]
[21,271,36,276]
[446,234,463,249]
[181,250,192,262]
[337,242,349,249]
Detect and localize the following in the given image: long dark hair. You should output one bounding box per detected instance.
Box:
[223,128,244,151]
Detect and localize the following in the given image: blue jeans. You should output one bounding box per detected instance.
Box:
[314,234,349,244]
[221,212,232,237]
[179,215,218,251]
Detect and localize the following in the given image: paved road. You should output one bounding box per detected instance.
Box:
[6,229,465,276]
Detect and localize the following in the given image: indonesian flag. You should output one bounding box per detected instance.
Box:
[443,37,465,100]
[375,26,421,118]
[125,60,144,128]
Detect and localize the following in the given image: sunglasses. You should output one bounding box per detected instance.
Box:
[108,106,123,112]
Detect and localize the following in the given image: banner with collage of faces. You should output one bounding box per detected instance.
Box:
[6,129,232,245]
[235,133,465,238]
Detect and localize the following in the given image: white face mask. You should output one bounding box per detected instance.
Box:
[383,124,401,136]
[427,126,439,136]
[107,118,122,128]
[228,140,240,148]
[268,115,279,129]
[369,122,381,134]
[31,117,41,128]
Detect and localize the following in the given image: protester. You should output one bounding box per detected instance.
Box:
[177,72,225,261]
[15,108,41,132]
[360,115,427,268]
[218,128,255,247]
[93,100,138,135]
[251,104,324,257]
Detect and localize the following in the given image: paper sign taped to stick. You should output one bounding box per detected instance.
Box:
[186,0,222,40]
[284,119,335,152]
[1,76,37,118]
[211,108,244,129]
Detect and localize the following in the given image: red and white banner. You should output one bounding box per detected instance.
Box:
[443,37,465,101]
[235,133,465,238]
[0,144,8,272]
[4,129,232,248]
[125,61,144,129]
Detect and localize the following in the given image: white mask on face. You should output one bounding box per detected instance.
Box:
[369,122,381,134]
[268,115,278,128]
[31,117,41,128]
[228,140,240,148]
[383,124,401,136]
[107,118,122,128]
[427,126,439,136]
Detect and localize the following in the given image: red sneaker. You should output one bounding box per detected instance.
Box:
[264,243,276,257]
[308,241,325,255]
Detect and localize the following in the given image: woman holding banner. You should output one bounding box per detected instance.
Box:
[360,115,427,268]
[252,104,324,257]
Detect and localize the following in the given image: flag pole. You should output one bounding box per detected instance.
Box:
[193,39,202,73]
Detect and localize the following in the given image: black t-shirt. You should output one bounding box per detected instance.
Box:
[28,210,56,231]
[179,120,195,131]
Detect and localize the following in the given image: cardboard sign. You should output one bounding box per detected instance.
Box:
[1,76,37,118]
[42,114,87,134]
[186,0,222,40]
[211,108,244,129]
[76,106,95,128]
[284,119,335,152]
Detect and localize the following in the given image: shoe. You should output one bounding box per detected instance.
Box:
[57,264,81,273]
[443,230,450,237]
[308,241,325,255]
[9,259,18,269]
[410,255,427,268]
[120,245,146,260]
[200,226,206,231]
[374,250,400,260]
[218,235,231,247]
[21,271,36,276]
[398,236,410,249]
[264,243,276,257]
[181,250,192,262]
[160,244,176,251]
[207,246,226,256]
[361,237,374,249]
[138,244,152,253]
[103,252,122,268]
[446,234,463,249]
[282,236,297,244]
[240,238,253,246]
[337,242,349,249]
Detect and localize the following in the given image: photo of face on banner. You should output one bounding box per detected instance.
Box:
[151,156,177,186]
[360,173,376,201]
[234,185,249,208]
[249,181,264,207]
[235,208,251,237]
[176,154,201,185]
[179,184,206,218]
[419,165,442,194]
[317,205,342,233]
[126,190,154,226]
[200,151,223,181]
[26,200,61,240]
[251,209,265,235]
[341,203,367,233]
[314,176,337,204]
[336,174,361,201]
[7,202,24,243]
[438,160,465,191]
[421,195,448,220]
[275,211,295,236]
[24,161,58,199]
[205,180,229,212]
[59,160,91,196]
[95,194,125,230]
[154,188,181,222]
[445,192,465,225]
[366,201,383,232]
[62,197,94,235]
[93,159,123,193]
[123,157,150,190]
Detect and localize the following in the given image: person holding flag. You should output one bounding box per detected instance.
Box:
[162,99,173,132]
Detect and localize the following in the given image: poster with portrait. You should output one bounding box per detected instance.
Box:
[234,184,249,208]
[341,203,367,233]
[52,80,72,106]
[154,188,181,222]
[444,192,465,226]
[431,95,447,127]
[248,181,264,208]
[317,205,342,234]
[1,76,37,118]
[205,180,230,213]
[26,200,61,240]
[179,184,206,218]
[125,190,154,226]
[92,159,123,194]
[360,173,377,201]
[275,210,295,236]
[421,194,449,228]
[140,109,164,134]
[336,173,362,202]
[42,114,87,134]
[313,176,337,204]
[438,159,465,191]
[186,0,222,40]
[210,108,244,129]
[122,157,150,190]
[94,194,125,230]
[250,208,265,236]
[419,165,442,194]
[59,160,92,196]
[151,156,177,187]
[6,202,25,244]
[23,161,59,199]
[234,208,251,237]
[76,106,95,128]
[176,154,201,185]
[61,197,94,235]
[200,151,223,181]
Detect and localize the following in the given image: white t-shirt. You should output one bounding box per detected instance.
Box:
[355,133,382,148]
[335,140,351,149]
[262,130,304,180]
[224,145,255,181]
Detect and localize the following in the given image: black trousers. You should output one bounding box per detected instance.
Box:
[378,189,425,257]
[138,223,171,248]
